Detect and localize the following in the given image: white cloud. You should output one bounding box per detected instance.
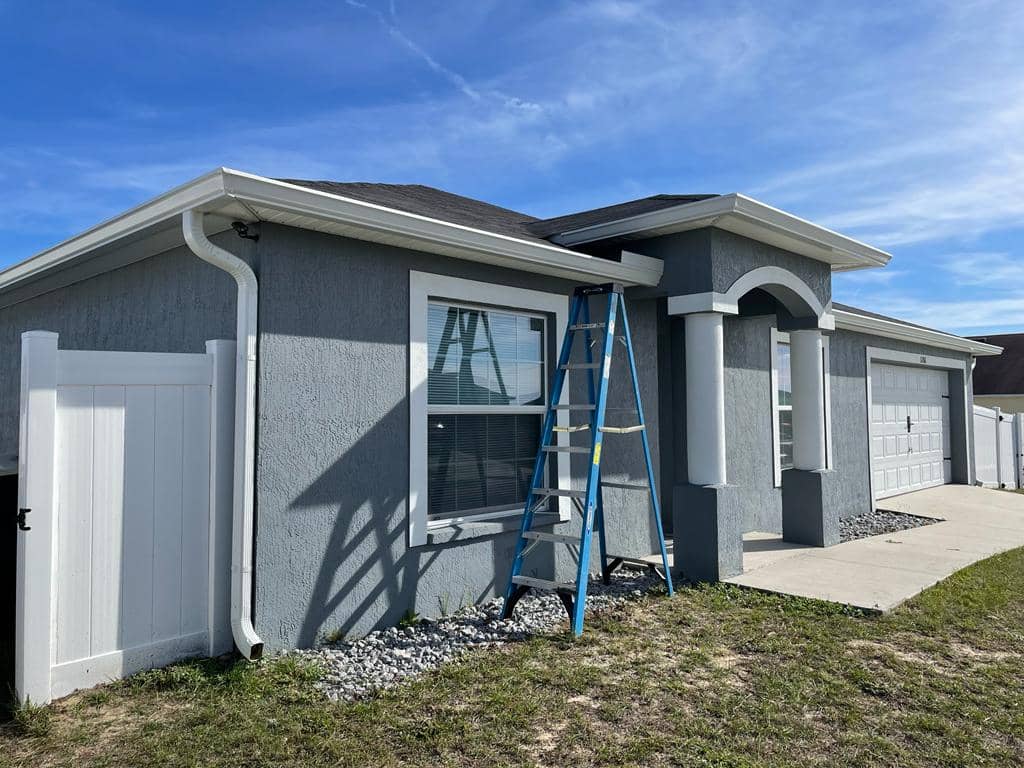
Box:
[941,252,1023,286]
[751,3,1024,249]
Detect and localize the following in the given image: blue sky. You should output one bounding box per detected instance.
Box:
[1,0,1022,334]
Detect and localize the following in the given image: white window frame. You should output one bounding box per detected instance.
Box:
[408,271,570,547]
[771,327,833,487]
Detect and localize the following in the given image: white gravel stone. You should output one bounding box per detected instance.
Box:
[293,569,662,702]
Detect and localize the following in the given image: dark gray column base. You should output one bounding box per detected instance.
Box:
[781,469,841,547]
[672,483,744,582]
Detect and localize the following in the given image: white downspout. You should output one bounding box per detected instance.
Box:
[183,210,264,660]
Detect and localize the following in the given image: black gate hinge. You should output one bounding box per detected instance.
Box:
[16,508,30,531]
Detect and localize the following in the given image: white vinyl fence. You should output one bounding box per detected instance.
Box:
[972,404,1023,490]
[16,332,235,704]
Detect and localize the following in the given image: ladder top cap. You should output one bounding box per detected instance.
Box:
[574,282,624,296]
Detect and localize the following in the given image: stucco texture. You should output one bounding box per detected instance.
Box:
[252,224,663,649]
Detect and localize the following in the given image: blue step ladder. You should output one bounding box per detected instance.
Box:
[500,282,673,636]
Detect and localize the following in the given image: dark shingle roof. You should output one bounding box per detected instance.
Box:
[280,180,546,243]
[526,194,717,238]
[967,333,1024,394]
[281,180,718,245]
[832,302,948,335]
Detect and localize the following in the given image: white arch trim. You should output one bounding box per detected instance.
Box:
[667,265,834,330]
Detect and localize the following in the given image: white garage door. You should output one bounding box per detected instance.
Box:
[870,363,951,499]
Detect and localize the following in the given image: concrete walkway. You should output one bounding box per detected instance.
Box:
[722,486,1024,612]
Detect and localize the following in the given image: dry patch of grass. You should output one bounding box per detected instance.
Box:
[4,548,1024,767]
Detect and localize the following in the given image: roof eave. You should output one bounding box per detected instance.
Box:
[833,308,1003,356]
[550,193,892,272]
[0,169,665,298]
[220,171,663,286]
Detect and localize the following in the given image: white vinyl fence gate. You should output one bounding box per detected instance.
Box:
[16,332,235,704]
[972,404,1023,490]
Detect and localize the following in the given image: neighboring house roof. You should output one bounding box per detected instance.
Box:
[832,303,1002,357]
[966,333,1024,392]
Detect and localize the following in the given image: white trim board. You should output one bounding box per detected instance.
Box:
[0,169,664,304]
[551,193,892,271]
[864,347,972,508]
[835,308,1001,357]
[668,266,835,331]
[407,271,570,547]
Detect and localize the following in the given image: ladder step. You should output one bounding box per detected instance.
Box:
[522,530,580,545]
[601,481,651,491]
[542,445,590,453]
[569,323,606,331]
[532,487,586,498]
[512,575,576,591]
[599,424,645,434]
[560,362,601,370]
[551,404,596,411]
[553,424,590,433]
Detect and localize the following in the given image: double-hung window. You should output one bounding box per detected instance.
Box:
[426,302,546,520]
[409,272,570,546]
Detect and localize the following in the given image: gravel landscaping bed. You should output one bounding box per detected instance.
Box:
[840,509,939,542]
[297,569,662,701]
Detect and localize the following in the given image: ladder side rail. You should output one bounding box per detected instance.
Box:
[580,298,611,584]
[503,294,583,608]
[571,292,620,635]
[618,295,674,596]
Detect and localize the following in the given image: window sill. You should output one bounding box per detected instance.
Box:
[424,512,566,546]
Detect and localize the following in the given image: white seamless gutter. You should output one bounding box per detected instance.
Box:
[0,168,663,297]
[833,307,1003,357]
[550,193,892,271]
[183,209,264,660]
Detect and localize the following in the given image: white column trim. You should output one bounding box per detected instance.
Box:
[791,329,827,471]
[685,312,727,485]
[667,266,835,330]
[770,327,783,488]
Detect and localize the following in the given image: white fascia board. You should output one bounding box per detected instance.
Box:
[833,308,1003,356]
[0,168,664,295]
[550,193,892,271]
[220,171,663,286]
[0,169,230,290]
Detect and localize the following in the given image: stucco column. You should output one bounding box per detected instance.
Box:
[790,329,827,471]
[685,312,727,485]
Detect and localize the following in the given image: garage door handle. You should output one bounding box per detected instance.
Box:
[906,416,913,432]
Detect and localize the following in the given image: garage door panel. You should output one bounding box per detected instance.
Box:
[871,362,950,499]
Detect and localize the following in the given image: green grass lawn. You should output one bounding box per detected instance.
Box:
[4,548,1024,768]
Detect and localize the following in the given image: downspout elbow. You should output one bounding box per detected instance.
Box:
[182,209,264,660]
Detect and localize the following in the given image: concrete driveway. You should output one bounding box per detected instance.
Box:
[723,485,1024,612]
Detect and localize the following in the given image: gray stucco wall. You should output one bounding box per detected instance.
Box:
[0,234,245,457]
[710,230,831,308]
[724,314,782,532]
[628,228,831,311]
[252,223,662,649]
